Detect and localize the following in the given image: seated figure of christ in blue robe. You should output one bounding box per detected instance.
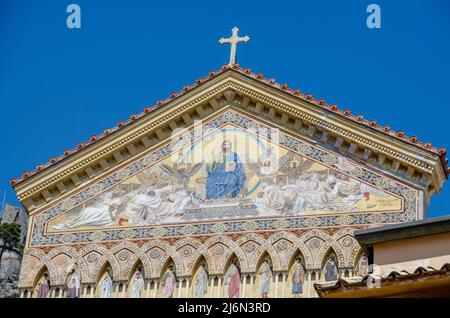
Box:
[206,140,246,200]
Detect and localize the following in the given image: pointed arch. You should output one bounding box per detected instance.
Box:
[287,251,306,298]
[265,231,313,271]
[313,240,346,269]
[203,235,248,274]
[32,265,51,298]
[249,243,280,272]
[24,249,58,287]
[188,247,216,277]
[254,251,274,298]
[216,242,248,274]
[172,237,203,277]
[140,239,171,278]
[94,260,114,285]
[94,261,114,298]
[222,252,242,276]
[332,228,359,267]
[321,248,340,282]
[46,245,89,285]
[189,255,211,298]
[125,258,146,282]
[159,256,178,279]
[110,241,141,281]
[127,264,146,298]
[80,244,120,283]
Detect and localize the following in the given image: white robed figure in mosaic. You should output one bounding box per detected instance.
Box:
[131,270,145,298]
[258,260,272,298]
[100,271,113,298]
[195,264,208,298]
[52,189,125,230]
[66,270,81,298]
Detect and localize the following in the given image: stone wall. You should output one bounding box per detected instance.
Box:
[0,204,28,298]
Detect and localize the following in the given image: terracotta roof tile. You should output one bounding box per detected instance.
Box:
[10,64,448,186]
[314,263,450,297]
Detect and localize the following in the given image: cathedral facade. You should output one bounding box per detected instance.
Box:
[11,65,448,298]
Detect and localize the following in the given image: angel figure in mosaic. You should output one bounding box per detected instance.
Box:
[159,162,203,188]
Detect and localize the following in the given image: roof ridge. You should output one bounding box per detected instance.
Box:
[10,64,448,186]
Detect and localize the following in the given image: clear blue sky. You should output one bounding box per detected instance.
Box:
[1,0,449,217]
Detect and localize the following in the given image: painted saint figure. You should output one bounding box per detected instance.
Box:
[36,273,50,298]
[131,269,145,298]
[195,264,208,298]
[161,266,176,298]
[258,260,272,298]
[100,271,113,298]
[323,257,338,282]
[206,140,246,200]
[66,270,80,298]
[291,258,304,297]
[355,255,368,276]
[224,261,240,298]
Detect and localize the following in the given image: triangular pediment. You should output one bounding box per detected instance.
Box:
[14,68,445,219]
[46,116,402,233]
[25,108,421,247]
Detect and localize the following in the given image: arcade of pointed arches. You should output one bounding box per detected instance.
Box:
[19,228,369,298]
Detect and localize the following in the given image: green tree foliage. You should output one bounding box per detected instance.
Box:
[0,223,21,267]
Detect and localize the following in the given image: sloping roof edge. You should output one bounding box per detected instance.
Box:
[10,64,449,186]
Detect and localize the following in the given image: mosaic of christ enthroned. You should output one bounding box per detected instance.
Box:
[48,124,401,232]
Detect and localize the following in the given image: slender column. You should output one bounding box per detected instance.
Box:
[121,283,127,298]
[82,285,88,298]
[59,288,64,298]
[241,274,247,298]
[249,275,254,298]
[28,289,33,298]
[153,281,159,298]
[209,277,215,298]
[216,277,222,298]
[349,269,353,277]
[313,270,321,298]
[20,290,24,298]
[306,271,312,298]
[281,273,287,298]
[114,283,120,298]
[146,281,151,298]
[90,285,95,298]
[177,279,183,298]
[51,288,56,298]
[274,273,279,298]
[185,279,190,298]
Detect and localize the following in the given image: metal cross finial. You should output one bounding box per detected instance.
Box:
[219,27,250,67]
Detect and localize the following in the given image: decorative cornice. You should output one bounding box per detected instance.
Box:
[11,65,448,187]
[12,67,447,213]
